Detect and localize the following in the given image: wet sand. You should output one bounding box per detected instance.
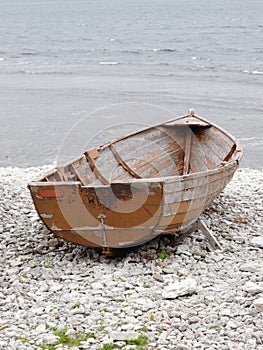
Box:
[0,73,262,169]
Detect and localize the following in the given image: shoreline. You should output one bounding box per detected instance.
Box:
[0,167,263,349]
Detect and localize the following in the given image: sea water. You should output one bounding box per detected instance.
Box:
[0,0,262,167]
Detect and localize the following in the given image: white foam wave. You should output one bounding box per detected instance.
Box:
[242,69,263,75]
[147,48,176,53]
[239,137,263,146]
[99,61,119,65]
[252,71,263,75]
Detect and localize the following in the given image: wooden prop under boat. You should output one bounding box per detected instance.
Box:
[28,111,242,255]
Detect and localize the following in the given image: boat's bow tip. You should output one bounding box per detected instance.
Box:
[188,108,195,118]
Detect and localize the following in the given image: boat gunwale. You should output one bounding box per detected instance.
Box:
[28,158,239,189]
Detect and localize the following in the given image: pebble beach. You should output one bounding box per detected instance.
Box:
[0,166,262,350]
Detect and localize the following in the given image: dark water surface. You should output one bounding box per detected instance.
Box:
[0,0,262,168]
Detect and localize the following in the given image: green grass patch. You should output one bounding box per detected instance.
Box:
[40,325,95,349]
[101,344,116,350]
[43,263,52,268]
[21,338,29,343]
[158,249,168,261]
[125,335,148,345]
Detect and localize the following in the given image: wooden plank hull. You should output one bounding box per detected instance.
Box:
[28,113,242,252]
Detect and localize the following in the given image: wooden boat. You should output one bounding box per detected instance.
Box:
[28,111,242,254]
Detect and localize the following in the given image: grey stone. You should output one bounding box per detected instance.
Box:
[250,237,263,248]
[239,263,260,272]
[110,331,139,341]
[162,278,198,299]
[253,297,263,312]
[243,281,263,295]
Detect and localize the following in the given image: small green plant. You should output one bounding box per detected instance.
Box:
[41,345,55,350]
[158,249,168,261]
[21,338,29,343]
[125,335,148,346]
[53,327,69,343]
[43,263,52,268]
[139,326,149,332]
[74,301,81,308]
[41,325,95,349]
[101,344,116,350]
[208,326,221,333]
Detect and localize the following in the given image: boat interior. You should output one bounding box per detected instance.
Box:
[42,118,237,186]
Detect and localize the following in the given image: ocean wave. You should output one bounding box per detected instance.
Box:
[243,70,263,75]
[239,137,263,147]
[99,61,119,65]
[252,71,263,75]
[118,48,178,55]
[147,48,177,53]
[13,69,75,75]
[3,47,180,60]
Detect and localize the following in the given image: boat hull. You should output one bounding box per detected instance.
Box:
[28,113,242,252]
[29,162,238,250]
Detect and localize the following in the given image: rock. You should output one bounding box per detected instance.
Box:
[134,297,154,310]
[49,284,63,292]
[243,281,263,295]
[158,321,172,330]
[176,345,191,350]
[39,283,50,292]
[239,263,260,272]
[121,323,135,331]
[189,316,199,324]
[253,297,263,312]
[250,237,263,248]
[176,244,192,256]
[226,320,240,329]
[245,327,254,338]
[220,308,232,316]
[254,331,263,344]
[91,282,104,290]
[114,341,126,347]
[110,331,139,341]
[40,333,59,345]
[34,324,46,334]
[153,274,164,282]
[162,278,198,299]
